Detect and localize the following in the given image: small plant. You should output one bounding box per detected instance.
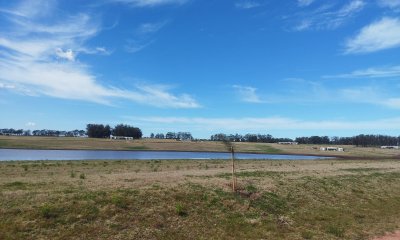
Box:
[245,184,258,194]
[111,195,128,209]
[79,173,86,179]
[326,225,345,238]
[22,165,28,171]
[40,204,59,219]
[70,171,76,178]
[301,231,314,239]
[175,203,187,216]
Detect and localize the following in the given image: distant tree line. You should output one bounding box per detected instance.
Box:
[296,134,400,147]
[86,124,142,139]
[209,133,400,147]
[210,133,293,143]
[0,128,85,137]
[149,132,193,141]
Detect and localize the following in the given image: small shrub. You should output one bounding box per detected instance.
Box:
[301,231,314,239]
[245,184,258,194]
[111,195,128,209]
[326,225,345,238]
[22,165,28,171]
[175,203,187,216]
[79,173,86,179]
[40,204,59,219]
[70,171,76,178]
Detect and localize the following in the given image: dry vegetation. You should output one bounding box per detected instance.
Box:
[1,158,400,239]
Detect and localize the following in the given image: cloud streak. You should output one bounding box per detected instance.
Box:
[324,65,400,78]
[293,0,365,31]
[344,17,400,54]
[232,85,263,103]
[109,0,187,7]
[235,1,261,9]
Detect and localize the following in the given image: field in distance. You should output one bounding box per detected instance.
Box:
[0,136,400,159]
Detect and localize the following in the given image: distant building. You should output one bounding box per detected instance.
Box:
[320,147,344,152]
[381,146,399,149]
[277,142,298,145]
[110,135,134,140]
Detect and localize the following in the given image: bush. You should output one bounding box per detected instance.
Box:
[40,204,60,219]
[175,203,187,216]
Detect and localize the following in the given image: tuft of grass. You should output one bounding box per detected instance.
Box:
[111,194,129,209]
[22,165,28,171]
[175,203,187,216]
[79,173,86,179]
[3,181,27,190]
[301,231,314,239]
[326,225,345,238]
[40,204,61,219]
[70,171,76,178]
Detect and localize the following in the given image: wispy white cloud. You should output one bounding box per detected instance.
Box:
[0,1,199,108]
[137,21,168,34]
[344,17,400,54]
[378,0,400,8]
[124,21,168,53]
[324,65,400,78]
[109,0,187,7]
[298,0,315,7]
[232,85,263,103]
[129,115,400,131]
[25,122,36,127]
[55,48,75,61]
[293,0,365,31]
[339,86,400,109]
[0,0,56,19]
[235,1,261,9]
[124,39,155,53]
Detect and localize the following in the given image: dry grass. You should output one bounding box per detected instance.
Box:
[1,158,400,239]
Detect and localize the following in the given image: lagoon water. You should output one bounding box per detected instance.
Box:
[0,149,328,161]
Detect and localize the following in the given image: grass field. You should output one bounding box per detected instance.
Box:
[1,158,400,239]
[1,136,400,159]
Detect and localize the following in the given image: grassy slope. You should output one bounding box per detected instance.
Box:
[1,159,400,239]
[1,136,399,158]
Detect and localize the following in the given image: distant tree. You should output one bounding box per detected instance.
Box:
[86,124,111,138]
[150,133,155,138]
[155,133,165,139]
[112,124,142,139]
[166,132,177,139]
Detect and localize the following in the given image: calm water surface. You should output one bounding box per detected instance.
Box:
[0,149,329,161]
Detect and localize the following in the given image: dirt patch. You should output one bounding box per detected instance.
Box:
[373,231,400,240]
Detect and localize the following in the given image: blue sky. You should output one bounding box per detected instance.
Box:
[1,0,400,138]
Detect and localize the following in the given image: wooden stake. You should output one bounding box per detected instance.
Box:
[231,146,236,192]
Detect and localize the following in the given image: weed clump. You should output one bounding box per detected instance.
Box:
[111,194,128,209]
[79,173,86,179]
[175,203,187,216]
[40,204,60,219]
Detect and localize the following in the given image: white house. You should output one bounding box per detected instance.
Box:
[277,142,298,145]
[381,146,399,149]
[110,135,133,141]
[320,147,344,152]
